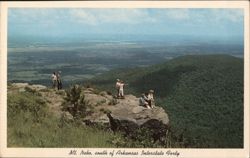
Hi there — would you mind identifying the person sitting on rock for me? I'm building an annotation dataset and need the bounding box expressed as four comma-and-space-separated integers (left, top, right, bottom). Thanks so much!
115, 79, 121, 98
139, 93, 151, 109
147, 89, 155, 108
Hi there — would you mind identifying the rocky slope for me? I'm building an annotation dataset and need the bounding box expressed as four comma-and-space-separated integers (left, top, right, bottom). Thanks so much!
9, 83, 65, 118
82, 88, 169, 140
8, 83, 170, 141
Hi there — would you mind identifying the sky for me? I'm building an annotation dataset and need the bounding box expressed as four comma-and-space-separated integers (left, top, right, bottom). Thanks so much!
8, 8, 244, 39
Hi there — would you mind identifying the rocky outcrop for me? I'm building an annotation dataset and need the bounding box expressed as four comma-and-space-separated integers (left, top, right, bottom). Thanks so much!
11, 83, 47, 92
9, 83, 170, 141
82, 88, 169, 140
9, 83, 64, 118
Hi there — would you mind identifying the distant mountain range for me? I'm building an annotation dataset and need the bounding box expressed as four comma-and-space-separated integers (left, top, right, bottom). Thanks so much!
8, 34, 243, 48
90, 54, 243, 148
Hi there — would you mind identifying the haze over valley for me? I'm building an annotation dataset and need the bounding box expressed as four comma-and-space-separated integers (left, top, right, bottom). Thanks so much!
8, 8, 244, 86
8, 34, 243, 86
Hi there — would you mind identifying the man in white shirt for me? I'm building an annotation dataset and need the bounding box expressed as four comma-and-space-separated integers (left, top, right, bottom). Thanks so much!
119, 81, 125, 99
116, 79, 121, 98
148, 90, 155, 108
51, 72, 57, 89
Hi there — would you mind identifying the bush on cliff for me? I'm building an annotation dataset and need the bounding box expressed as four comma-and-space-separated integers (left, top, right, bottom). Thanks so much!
62, 85, 90, 119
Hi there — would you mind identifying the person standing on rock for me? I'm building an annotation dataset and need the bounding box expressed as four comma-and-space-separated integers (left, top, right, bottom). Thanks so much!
118, 80, 128, 99
51, 72, 57, 89
116, 79, 121, 98
56, 71, 62, 90
147, 90, 155, 108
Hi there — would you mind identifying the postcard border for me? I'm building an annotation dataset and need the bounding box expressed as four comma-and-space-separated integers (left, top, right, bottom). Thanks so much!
0, 1, 249, 158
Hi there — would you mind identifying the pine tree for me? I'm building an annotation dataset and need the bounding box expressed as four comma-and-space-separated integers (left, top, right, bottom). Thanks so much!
62, 85, 88, 119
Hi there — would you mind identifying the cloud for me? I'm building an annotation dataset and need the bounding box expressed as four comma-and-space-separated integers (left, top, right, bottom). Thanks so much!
9, 9, 61, 25
9, 8, 243, 26
162, 8, 243, 24
196, 9, 243, 24
8, 8, 243, 37
164, 9, 190, 20
212, 9, 243, 23
68, 9, 156, 25
105, 9, 156, 23
69, 9, 98, 25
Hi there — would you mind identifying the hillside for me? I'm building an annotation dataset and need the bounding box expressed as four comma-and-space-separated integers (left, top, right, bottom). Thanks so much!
7, 83, 170, 148
89, 54, 243, 148
7, 84, 121, 147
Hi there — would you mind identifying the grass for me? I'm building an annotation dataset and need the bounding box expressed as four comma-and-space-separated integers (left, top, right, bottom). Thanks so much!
7, 85, 167, 148
7, 91, 120, 148
8, 116, 117, 147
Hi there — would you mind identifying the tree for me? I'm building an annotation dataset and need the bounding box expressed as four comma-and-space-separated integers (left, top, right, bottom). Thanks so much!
62, 85, 88, 119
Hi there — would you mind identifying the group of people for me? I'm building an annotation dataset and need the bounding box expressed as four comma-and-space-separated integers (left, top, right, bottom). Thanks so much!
115, 79, 128, 99
51, 74, 155, 108
51, 71, 62, 90
115, 79, 155, 109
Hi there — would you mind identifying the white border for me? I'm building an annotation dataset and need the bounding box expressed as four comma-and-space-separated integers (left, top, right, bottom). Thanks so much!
0, 1, 249, 158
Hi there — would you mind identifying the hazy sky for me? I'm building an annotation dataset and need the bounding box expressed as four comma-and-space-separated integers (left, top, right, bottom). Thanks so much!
8, 8, 244, 38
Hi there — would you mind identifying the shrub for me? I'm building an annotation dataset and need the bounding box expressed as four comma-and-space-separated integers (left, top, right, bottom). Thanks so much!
110, 127, 164, 148
62, 85, 90, 119
106, 91, 112, 95
83, 82, 93, 88
24, 86, 36, 94
104, 109, 111, 114
55, 90, 65, 96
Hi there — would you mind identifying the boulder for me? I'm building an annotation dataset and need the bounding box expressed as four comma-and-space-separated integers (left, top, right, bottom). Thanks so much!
107, 96, 169, 140
82, 89, 169, 140
29, 84, 47, 90
12, 83, 29, 87
12, 83, 47, 91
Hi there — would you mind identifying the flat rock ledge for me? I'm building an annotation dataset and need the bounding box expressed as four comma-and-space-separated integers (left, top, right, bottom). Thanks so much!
82, 89, 169, 140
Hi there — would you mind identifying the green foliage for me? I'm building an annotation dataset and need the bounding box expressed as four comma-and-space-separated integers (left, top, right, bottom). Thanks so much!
62, 85, 89, 119
83, 82, 94, 88
92, 89, 101, 95
8, 91, 48, 123
110, 127, 164, 148
7, 55, 243, 148
55, 90, 65, 96
24, 86, 37, 94
96, 99, 106, 106
99, 108, 111, 114
161, 55, 243, 148
104, 109, 111, 114
91, 55, 243, 148
7, 90, 121, 147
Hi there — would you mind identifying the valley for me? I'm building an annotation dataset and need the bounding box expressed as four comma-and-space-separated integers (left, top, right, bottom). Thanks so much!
7, 35, 244, 148
8, 36, 243, 87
